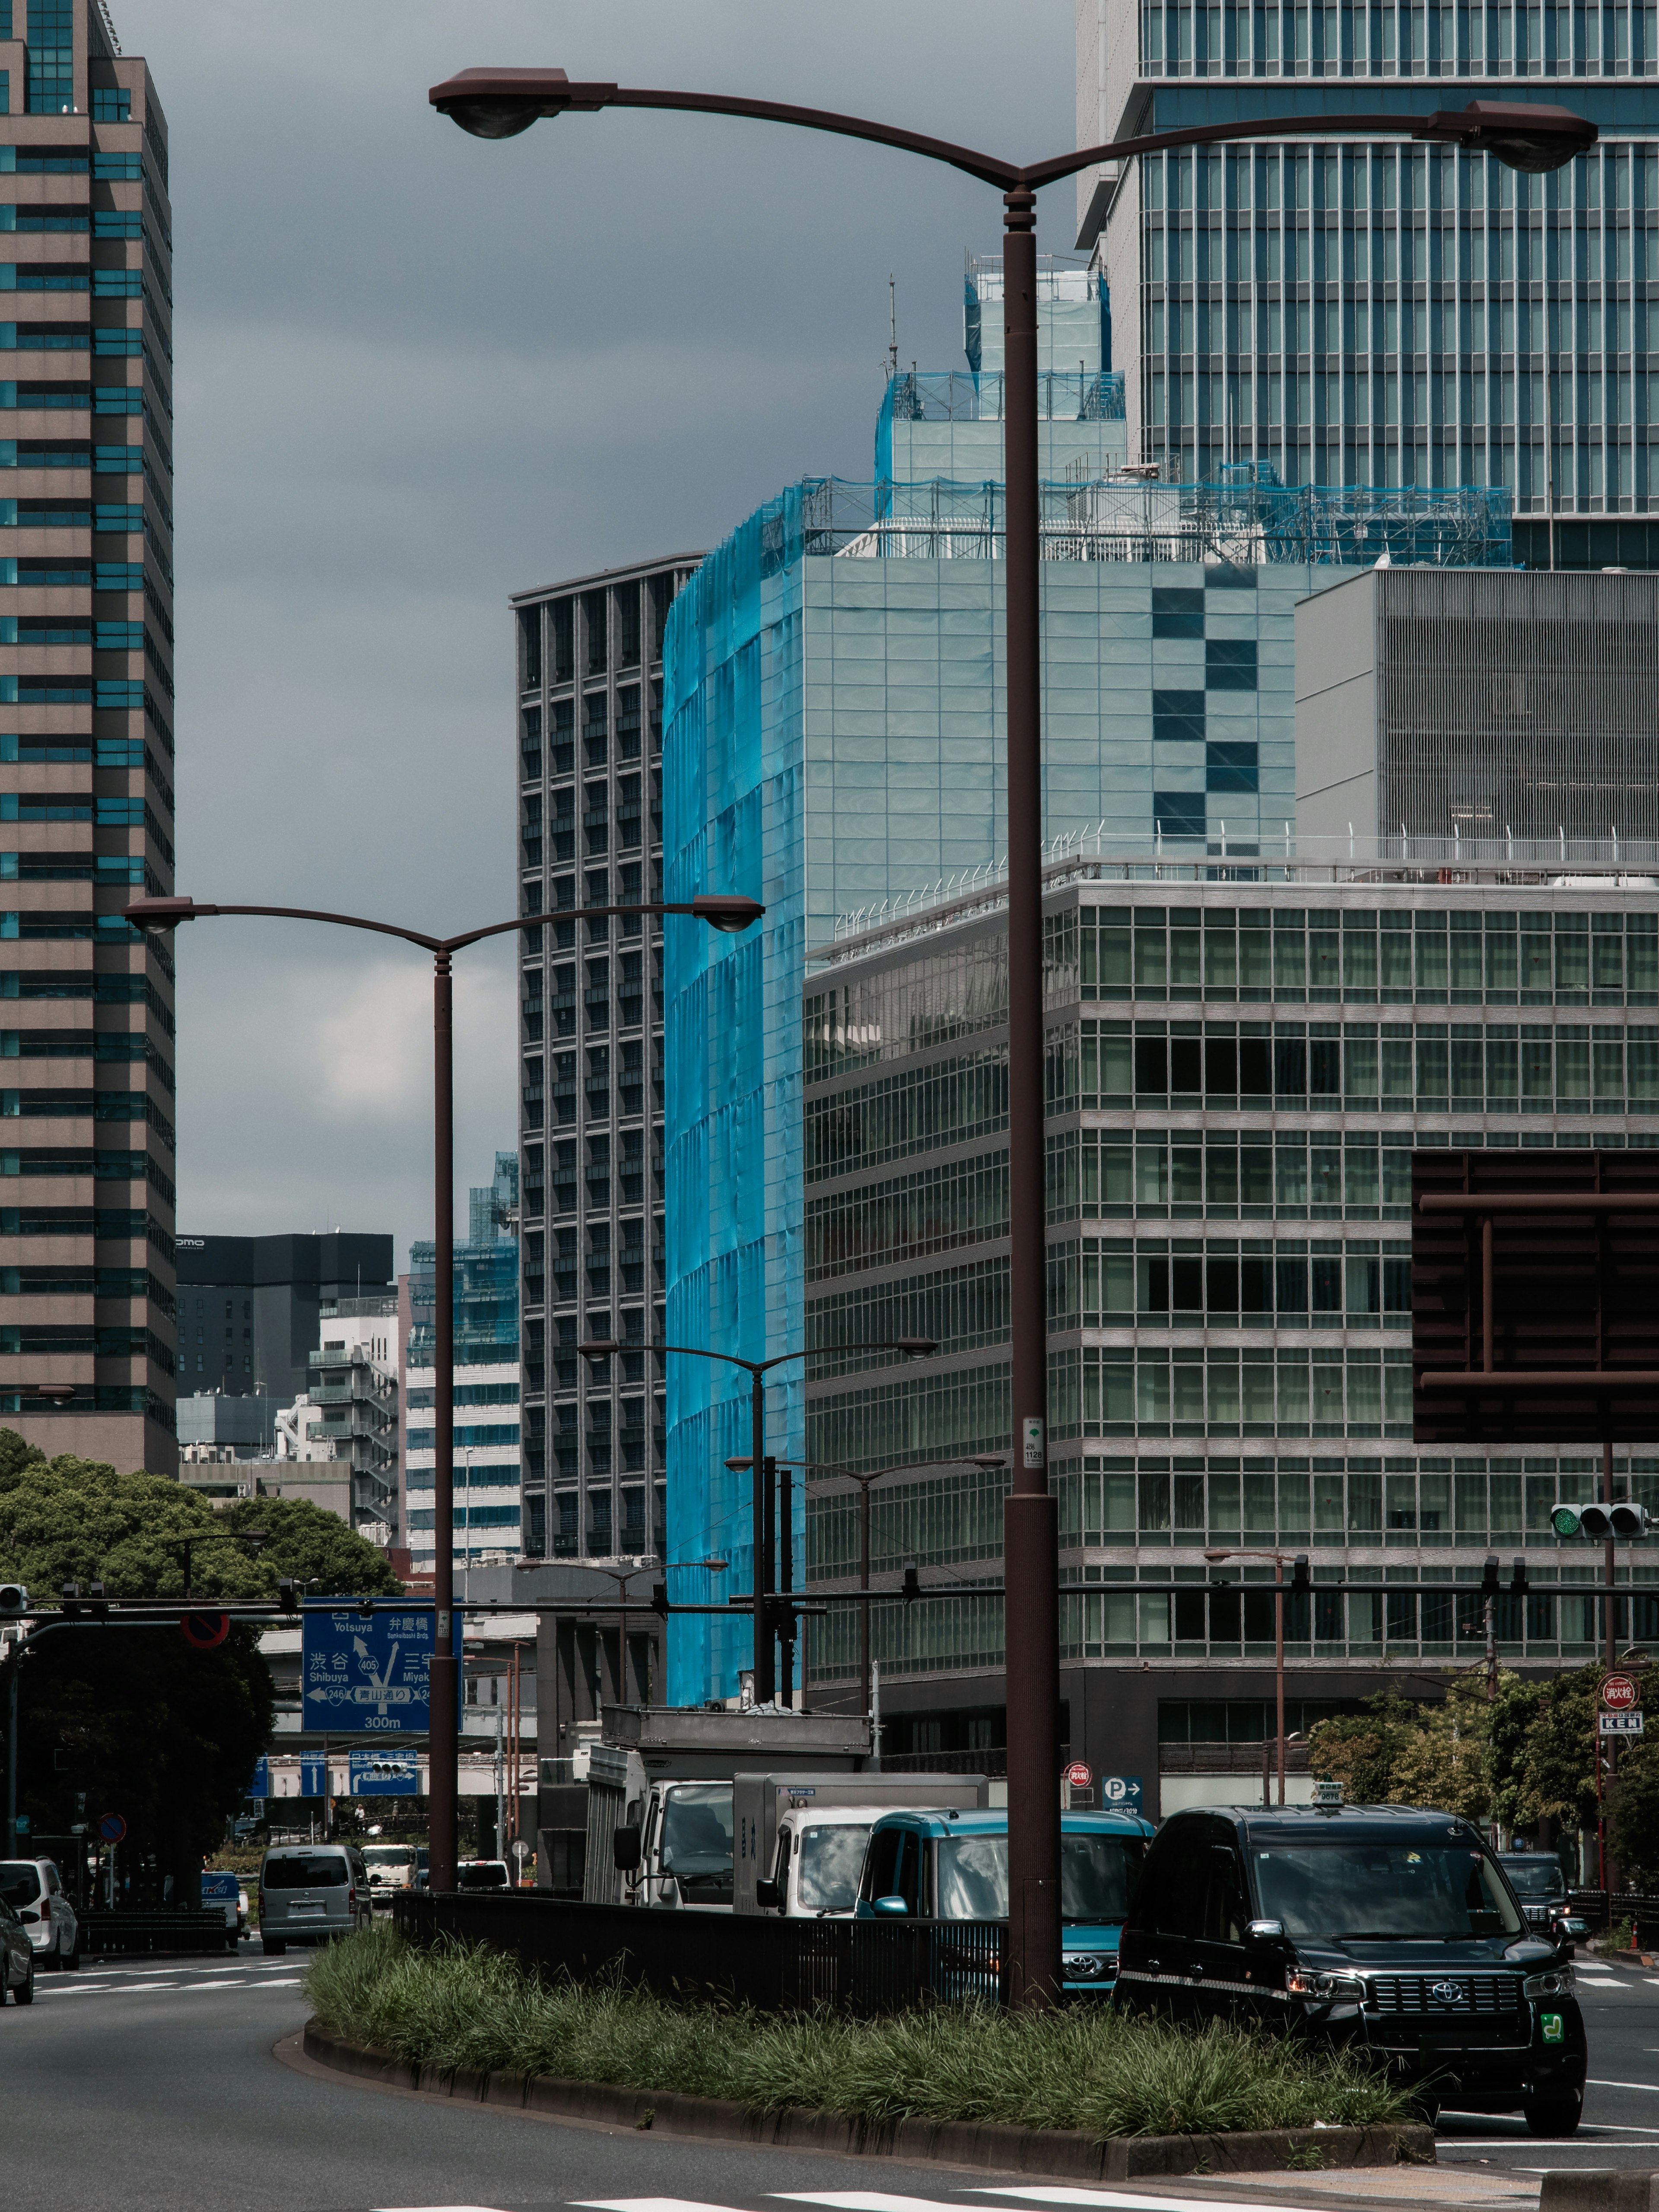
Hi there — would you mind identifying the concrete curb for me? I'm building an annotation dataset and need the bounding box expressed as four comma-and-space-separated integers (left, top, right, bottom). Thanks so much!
300, 2019, 1436, 2179
1541, 2173, 1659, 2212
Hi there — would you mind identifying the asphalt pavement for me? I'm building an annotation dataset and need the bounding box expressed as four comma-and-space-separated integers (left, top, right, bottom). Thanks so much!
7, 1939, 1659, 2212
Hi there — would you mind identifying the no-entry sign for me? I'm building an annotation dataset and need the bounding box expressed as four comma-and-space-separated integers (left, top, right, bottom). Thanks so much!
1603, 1673, 1640, 1710
1064, 1761, 1093, 1789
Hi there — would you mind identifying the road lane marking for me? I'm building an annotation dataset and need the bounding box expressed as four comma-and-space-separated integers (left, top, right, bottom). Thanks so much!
966, 2192, 1338, 2212
1588, 2078, 1659, 2092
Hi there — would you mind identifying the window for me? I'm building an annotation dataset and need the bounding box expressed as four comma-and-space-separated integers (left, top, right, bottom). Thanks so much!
90, 91, 131, 123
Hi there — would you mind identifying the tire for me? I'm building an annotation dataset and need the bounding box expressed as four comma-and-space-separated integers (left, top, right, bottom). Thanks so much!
261, 1936, 286, 1957
1524, 2089, 1583, 2138
62, 1932, 79, 1973
14, 1956, 34, 2005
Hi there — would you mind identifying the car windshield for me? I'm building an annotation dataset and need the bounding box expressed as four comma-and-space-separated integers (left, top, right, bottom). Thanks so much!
361, 1846, 415, 1867
1251, 1840, 1525, 1940
795, 1823, 870, 1914
659, 1784, 734, 1903
0, 1862, 41, 1907
1503, 1859, 1567, 1899
262, 1855, 349, 1890
935, 1832, 1147, 1923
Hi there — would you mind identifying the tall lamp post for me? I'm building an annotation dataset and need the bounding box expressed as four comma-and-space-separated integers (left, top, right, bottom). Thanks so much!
431, 65, 1593, 2005
124, 887, 762, 1894
752, 1453, 1007, 1732
579, 1334, 936, 1706
1205, 1546, 1309, 1806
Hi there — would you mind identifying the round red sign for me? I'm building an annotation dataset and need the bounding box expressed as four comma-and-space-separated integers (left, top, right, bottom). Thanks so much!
1603, 1673, 1639, 1710
1064, 1761, 1093, 1789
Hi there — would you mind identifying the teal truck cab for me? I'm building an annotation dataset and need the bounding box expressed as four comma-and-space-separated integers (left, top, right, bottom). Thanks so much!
854, 1807, 1157, 1992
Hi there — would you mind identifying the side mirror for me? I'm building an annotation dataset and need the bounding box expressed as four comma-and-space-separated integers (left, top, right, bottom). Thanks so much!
1245, 1918, 1285, 1943
754, 1878, 782, 1911
874, 1894, 909, 1917
611, 1824, 642, 1873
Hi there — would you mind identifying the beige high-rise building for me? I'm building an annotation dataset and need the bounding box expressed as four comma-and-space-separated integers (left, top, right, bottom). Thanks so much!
0, 1, 176, 1474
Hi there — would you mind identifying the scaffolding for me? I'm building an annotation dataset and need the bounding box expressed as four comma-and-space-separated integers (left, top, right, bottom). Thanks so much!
808, 472, 1512, 569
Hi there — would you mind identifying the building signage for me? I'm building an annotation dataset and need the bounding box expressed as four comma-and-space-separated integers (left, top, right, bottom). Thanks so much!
301, 1604, 432, 1734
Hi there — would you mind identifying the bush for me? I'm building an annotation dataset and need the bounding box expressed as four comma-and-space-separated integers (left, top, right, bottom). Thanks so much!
305, 1926, 1417, 2142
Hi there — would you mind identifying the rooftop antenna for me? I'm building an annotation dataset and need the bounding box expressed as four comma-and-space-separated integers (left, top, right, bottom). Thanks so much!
887, 274, 898, 384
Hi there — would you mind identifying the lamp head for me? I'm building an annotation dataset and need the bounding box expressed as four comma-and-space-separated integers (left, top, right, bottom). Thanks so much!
428, 67, 618, 140
124, 895, 199, 934
22, 1382, 77, 1405
691, 893, 765, 934
893, 1337, 938, 1357
1424, 100, 1595, 173
704, 1556, 728, 1573
578, 1338, 621, 1361
242, 1529, 267, 1554
969, 1454, 1006, 1469
725, 1456, 753, 1472
1203, 1548, 1232, 1563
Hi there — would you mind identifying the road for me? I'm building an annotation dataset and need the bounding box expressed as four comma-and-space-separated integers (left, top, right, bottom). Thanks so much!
6, 1940, 1659, 2212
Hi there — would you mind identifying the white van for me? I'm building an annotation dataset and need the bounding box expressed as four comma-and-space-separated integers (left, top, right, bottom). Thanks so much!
257, 1843, 371, 1955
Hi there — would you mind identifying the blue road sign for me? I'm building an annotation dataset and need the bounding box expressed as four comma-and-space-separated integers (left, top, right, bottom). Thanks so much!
249, 1756, 270, 1799
302, 1603, 432, 1734
1098, 1774, 1144, 1815
349, 1747, 420, 1796
299, 1757, 328, 1797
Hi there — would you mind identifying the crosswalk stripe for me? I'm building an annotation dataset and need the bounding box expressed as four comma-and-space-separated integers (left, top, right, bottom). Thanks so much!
969, 2190, 1332, 2212
577, 2199, 757, 2212
779, 2196, 992, 2212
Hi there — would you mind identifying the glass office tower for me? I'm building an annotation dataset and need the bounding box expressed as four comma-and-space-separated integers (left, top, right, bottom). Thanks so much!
1077, 0, 1659, 564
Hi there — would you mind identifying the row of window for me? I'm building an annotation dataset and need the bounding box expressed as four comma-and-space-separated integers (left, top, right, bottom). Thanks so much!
1061, 1017, 1659, 1109
0, 1089, 173, 1148
520, 774, 654, 864
1141, 143, 1656, 217
0, 209, 144, 237
520, 685, 662, 779
518, 579, 682, 693
523, 1132, 661, 1217
1146, 295, 1649, 363
1139, 9, 1659, 79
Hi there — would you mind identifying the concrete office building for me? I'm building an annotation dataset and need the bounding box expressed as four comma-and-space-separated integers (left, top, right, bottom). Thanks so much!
173, 1231, 393, 1405
512, 557, 697, 1567
800, 869, 1659, 1808
1076, 0, 1659, 566
1295, 564, 1659, 855
661, 266, 1512, 1703
0, 3, 176, 1473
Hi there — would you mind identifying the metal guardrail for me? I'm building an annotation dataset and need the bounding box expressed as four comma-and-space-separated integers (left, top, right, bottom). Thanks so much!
394, 1890, 1007, 2015
80, 1908, 234, 1956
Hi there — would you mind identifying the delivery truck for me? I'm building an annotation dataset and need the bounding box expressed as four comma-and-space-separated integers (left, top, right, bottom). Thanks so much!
733, 1772, 991, 1917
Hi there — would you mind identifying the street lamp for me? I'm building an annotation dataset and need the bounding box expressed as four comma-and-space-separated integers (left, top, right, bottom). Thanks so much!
579, 1334, 935, 1705
168, 1526, 267, 1604
124, 886, 761, 1894
1205, 1547, 1309, 1806
432, 63, 1593, 2005
744, 1452, 1005, 1736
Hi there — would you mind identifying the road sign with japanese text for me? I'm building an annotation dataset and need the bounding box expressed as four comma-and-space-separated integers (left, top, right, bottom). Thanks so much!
301, 1604, 432, 1734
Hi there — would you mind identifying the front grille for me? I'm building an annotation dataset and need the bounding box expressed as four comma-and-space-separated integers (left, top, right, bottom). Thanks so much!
1367, 1974, 1522, 2015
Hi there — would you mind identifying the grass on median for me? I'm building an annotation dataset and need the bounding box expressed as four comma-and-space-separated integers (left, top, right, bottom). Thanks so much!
304, 1923, 1419, 2142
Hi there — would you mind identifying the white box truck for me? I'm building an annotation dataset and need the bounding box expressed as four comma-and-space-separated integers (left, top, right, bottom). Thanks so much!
582, 1705, 871, 1910
732, 1772, 991, 1917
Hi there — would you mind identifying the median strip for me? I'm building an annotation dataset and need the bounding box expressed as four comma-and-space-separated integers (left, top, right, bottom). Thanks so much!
301, 1926, 1433, 2180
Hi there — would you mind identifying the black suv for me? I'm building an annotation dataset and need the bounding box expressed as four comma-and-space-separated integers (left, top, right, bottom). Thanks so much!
1114, 1803, 1585, 2136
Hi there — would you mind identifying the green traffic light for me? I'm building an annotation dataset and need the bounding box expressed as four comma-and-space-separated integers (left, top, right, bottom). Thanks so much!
1552, 1504, 1583, 1538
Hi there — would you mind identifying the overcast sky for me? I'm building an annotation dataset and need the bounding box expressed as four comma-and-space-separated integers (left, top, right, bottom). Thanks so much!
121, 0, 1074, 1269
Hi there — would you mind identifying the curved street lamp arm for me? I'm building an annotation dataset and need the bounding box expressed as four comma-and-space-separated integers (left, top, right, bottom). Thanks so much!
603, 88, 1018, 189
157, 902, 444, 953
1023, 110, 1491, 191
654, 1341, 762, 1377
444, 900, 728, 954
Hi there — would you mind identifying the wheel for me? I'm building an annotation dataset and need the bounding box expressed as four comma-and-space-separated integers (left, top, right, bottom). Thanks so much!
261, 1936, 286, 1957
1524, 2090, 1583, 2137
61, 1932, 79, 1973
225, 1934, 238, 1954
14, 1955, 34, 2005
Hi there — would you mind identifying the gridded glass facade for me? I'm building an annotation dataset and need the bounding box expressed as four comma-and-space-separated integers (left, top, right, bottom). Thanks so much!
801, 875, 1659, 1691
513, 558, 693, 1565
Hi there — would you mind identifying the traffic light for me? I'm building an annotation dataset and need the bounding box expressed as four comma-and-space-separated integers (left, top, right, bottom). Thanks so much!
901, 1558, 921, 1605
0, 1583, 28, 1614
60, 1581, 82, 1617
1290, 1554, 1310, 1595
277, 1579, 299, 1615
1510, 1556, 1529, 1596
651, 1581, 670, 1619
1481, 1554, 1501, 1597
1552, 1501, 1653, 1539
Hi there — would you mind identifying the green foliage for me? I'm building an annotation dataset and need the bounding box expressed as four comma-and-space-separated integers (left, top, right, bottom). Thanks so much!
305, 1927, 1415, 2141
223, 1494, 402, 1602
1305, 1691, 1428, 1805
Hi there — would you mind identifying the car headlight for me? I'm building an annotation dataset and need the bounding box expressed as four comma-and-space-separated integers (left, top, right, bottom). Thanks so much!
1524, 1966, 1574, 1999
1287, 1969, 1365, 2001
1062, 1952, 1112, 1979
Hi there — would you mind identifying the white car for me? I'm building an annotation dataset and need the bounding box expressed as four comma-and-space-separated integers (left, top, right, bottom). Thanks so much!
0, 1858, 78, 1968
